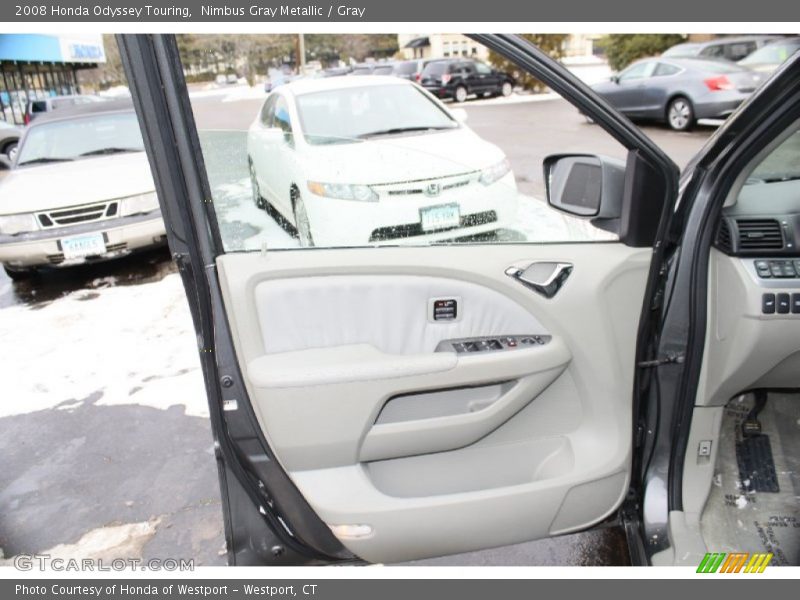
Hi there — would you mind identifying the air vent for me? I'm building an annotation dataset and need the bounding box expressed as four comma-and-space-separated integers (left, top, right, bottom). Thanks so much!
736, 219, 784, 251
715, 219, 733, 254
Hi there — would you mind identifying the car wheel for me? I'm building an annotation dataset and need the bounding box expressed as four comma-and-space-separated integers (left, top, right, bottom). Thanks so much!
454, 86, 468, 103
3, 141, 17, 161
3, 264, 33, 281
248, 159, 267, 210
666, 96, 695, 132
501, 82, 513, 97
291, 187, 315, 247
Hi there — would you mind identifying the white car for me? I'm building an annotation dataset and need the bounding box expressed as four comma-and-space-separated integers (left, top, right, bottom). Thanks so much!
0, 100, 165, 279
246, 76, 517, 247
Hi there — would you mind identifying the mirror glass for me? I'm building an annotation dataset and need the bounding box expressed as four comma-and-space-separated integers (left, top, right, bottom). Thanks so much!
546, 156, 602, 217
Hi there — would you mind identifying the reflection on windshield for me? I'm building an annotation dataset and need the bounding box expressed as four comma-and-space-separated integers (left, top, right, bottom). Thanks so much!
16, 112, 144, 166
748, 130, 800, 183
296, 85, 457, 145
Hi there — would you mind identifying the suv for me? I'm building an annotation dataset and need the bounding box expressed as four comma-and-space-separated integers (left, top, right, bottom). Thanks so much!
24, 94, 104, 124
391, 59, 433, 82
663, 35, 782, 62
420, 58, 515, 102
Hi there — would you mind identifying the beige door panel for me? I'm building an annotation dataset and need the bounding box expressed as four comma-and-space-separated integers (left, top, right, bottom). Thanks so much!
216, 243, 650, 562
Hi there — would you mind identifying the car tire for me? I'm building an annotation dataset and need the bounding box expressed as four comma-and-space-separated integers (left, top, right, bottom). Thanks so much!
2, 141, 17, 161
666, 96, 695, 132
500, 82, 513, 97
3, 264, 33, 281
454, 86, 468, 103
291, 187, 315, 247
248, 159, 267, 210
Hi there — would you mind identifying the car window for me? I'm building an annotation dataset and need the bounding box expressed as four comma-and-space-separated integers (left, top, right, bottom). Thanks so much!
394, 62, 417, 75
653, 63, 681, 77
475, 62, 492, 75
184, 33, 626, 252
725, 42, 756, 61
16, 112, 144, 166
30, 100, 47, 113
741, 41, 800, 65
260, 96, 276, 126
699, 44, 725, 59
618, 61, 655, 81
747, 129, 800, 183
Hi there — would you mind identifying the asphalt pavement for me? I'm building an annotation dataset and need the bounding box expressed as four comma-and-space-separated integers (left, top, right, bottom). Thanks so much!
0, 88, 714, 567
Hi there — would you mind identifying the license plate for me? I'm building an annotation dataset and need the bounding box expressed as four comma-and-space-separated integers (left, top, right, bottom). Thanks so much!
60, 233, 106, 259
420, 203, 460, 232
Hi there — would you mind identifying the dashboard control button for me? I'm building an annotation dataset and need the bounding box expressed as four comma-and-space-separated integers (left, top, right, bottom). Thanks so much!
762, 293, 776, 314
769, 264, 783, 278
755, 260, 771, 278
777, 293, 791, 314
792, 294, 800, 314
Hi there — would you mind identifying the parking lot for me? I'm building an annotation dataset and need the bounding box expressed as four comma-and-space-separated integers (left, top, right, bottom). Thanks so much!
0, 88, 715, 566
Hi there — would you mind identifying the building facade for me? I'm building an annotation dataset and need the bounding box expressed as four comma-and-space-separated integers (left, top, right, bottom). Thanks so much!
0, 34, 105, 124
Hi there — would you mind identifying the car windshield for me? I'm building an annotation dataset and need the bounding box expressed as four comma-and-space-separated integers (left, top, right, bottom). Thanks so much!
748, 130, 800, 182
295, 84, 457, 145
690, 59, 746, 73
17, 111, 144, 166
16, 112, 144, 166
740, 41, 800, 64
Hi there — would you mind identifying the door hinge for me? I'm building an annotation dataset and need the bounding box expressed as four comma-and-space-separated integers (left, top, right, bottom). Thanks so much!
637, 352, 685, 368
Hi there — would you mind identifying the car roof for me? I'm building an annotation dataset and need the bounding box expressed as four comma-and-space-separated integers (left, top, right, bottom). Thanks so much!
28, 99, 134, 125
279, 75, 410, 97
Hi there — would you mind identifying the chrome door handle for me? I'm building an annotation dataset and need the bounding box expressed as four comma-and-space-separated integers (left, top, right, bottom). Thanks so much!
505, 262, 573, 298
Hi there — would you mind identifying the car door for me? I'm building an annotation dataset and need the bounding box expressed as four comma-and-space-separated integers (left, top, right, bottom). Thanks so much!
472, 61, 495, 93
609, 61, 657, 115
118, 33, 679, 566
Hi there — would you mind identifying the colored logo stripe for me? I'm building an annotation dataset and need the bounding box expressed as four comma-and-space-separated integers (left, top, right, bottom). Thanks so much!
697, 552, 773, 573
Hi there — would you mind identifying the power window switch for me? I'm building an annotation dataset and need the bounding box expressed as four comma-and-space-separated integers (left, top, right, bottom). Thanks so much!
777, 293, 791, 314
792, 293, 800, 314
762, 293, 776, 314
755, 260, 771, 278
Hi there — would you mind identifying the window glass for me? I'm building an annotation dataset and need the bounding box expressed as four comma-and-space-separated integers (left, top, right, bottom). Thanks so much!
747, 129, 800, 183
700, 44, 724, 58
653, 63, 681, 77
16, 112, 144, 166
475, 62, 492, 75
618, 61, 654, 81
184, 34, 626, 252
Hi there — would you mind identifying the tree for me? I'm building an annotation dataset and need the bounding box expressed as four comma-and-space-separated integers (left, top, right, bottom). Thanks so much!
488, 34, 569, 92
600, 34, 686, 72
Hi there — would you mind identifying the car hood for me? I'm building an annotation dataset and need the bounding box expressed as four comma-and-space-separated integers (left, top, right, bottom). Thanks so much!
302, 127, 505, 184
0, 152, 155, 214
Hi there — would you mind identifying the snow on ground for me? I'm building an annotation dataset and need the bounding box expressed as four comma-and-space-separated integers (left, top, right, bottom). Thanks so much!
0, 272, 206, 419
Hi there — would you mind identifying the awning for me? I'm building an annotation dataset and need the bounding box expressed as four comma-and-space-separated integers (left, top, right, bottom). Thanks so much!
404, 37, 430, 49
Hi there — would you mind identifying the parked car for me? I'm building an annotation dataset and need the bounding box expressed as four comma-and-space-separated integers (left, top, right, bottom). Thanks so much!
663, 35, 782, 62
0, 100, 166, 279
391, 59, 433, 82
591, 57, 763, 131
0, 120, 21, 160
322, 66, 352, 77
420, 58, 515, 102
738, 36, 800, 74
24, 94, 105, 124
247, 76, 516, 247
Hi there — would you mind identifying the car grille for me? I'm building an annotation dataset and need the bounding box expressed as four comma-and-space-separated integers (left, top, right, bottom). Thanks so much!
375, 171, 478, 198
37, 201, 120, 228
369, 210, 497, 242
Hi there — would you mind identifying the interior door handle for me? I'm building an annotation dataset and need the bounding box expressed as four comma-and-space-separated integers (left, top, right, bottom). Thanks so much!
505, 262, 573, 298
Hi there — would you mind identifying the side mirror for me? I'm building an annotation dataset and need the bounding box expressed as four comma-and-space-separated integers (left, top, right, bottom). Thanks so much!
544, 154, 626, 222
450, 108, 468, 123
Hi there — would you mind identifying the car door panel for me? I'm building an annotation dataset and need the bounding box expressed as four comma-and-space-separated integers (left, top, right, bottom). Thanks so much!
216, 242, 651, 563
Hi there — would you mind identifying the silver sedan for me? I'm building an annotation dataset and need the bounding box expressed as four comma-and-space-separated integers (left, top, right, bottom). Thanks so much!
592, 57, 763, 131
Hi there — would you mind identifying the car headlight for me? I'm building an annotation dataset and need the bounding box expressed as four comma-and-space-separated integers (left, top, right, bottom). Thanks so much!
0, 213, 38, 235
121, 192, 160, 216
479, 158, 512, 186
307, 181, 378, 202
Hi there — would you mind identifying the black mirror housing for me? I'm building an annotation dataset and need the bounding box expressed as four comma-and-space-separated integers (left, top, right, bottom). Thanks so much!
544, 153, 626, 226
